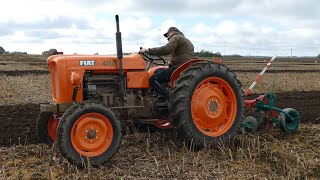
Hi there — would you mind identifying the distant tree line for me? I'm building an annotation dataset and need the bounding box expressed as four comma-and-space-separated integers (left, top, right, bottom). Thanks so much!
195, 50, 222, 57
0, 46, 5, 54
0, 46, 27, 54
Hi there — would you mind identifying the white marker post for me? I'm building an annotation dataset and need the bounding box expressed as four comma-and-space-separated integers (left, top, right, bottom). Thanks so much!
245, 56, 277, 96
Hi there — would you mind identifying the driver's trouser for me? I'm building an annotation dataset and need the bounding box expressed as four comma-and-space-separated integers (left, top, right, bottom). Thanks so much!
149, 66, 176, 96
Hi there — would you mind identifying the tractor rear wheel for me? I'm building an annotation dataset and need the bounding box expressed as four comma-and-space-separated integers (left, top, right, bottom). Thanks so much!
170, 62, 243, 148
36, 112, 59, 144
57, 103, 121, 166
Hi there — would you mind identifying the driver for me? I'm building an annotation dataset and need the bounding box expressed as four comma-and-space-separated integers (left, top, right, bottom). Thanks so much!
140, 27, 195, 96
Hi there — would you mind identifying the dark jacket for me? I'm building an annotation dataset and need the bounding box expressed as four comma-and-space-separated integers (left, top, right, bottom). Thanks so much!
149, 31, 195, 67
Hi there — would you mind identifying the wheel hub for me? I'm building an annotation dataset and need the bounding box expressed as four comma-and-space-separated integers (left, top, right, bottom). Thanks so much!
208, 100, 218, 112
87, 129, 97, 139
192, 84, 228, 129
71, 115, 112, 156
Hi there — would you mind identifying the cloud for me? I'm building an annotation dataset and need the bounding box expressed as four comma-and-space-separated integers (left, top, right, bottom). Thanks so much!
0, 0, 319, 56
0, 28, 12, 37
1, 16, 90, 33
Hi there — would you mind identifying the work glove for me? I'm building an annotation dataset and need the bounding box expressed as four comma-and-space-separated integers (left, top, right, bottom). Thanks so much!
140, 48, 149, 53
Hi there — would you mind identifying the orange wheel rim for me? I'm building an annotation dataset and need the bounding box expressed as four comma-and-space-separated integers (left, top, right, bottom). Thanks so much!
47, 115, 59, 141
71, 113, 113, 157
191, 77, 237, 137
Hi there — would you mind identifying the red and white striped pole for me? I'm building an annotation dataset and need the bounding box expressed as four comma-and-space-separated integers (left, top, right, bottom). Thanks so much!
245, 56, 277, 96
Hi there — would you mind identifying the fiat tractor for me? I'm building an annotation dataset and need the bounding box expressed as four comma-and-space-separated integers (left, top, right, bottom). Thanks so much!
36, 15, 244, 166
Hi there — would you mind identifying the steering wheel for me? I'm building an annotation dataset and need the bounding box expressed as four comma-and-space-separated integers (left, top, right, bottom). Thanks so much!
139, 48, 166, 66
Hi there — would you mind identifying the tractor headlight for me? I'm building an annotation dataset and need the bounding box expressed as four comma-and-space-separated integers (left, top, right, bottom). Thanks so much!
70, 72, 81, 86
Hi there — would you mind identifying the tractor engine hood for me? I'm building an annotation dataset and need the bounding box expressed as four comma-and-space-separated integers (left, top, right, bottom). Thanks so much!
47, 53, 146, 104
47, 53, 146, 70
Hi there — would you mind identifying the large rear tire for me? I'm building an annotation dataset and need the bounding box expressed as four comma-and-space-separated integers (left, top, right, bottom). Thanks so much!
57, 103, 121, 166
170, 62, 244, 147
36, 112, 59, 144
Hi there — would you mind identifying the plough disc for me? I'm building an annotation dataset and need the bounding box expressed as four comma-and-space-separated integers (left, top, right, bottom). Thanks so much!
278, 108, 300, 133
240, 116, 258, 134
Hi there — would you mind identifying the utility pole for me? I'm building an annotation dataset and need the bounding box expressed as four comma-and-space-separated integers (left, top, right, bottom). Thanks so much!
223, 41, 226, 56
291, 48, 293, 58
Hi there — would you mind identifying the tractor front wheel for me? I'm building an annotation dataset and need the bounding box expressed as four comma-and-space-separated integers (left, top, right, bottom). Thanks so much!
170, 62, 243, 147
36, 112, 59, 144
57, 103, 121, 166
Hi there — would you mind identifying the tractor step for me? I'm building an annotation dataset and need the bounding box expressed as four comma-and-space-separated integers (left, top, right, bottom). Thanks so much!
153, 96, 169, 109
154, 102, 168, 108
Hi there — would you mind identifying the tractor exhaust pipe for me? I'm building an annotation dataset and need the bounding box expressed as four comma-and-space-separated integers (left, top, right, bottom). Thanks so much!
115, 15, 125, 99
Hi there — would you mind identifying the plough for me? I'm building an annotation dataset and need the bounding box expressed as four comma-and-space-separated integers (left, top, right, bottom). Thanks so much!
240, 56, 301, 134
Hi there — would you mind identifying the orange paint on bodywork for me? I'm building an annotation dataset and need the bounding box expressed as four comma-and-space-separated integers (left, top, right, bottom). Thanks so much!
191, 77, 237, 137
127, 71, 149, 88
147, 66, 168, 77
169, 59, 221, 86
71, 112, 113, 157
47, 53, 146, 104
169, 59, 202, 86
48, 53, 220, 106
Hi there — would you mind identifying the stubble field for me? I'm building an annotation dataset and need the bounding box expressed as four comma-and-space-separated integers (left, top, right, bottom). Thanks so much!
0, 54, 319, 179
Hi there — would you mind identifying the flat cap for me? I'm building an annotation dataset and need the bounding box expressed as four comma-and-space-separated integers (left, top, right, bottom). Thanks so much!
163, 27, 180, 37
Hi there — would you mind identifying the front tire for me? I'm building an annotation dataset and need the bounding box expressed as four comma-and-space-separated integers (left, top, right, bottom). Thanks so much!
57, 103, 121, 166
170, 62, 244, 147
36, 112, 59, 144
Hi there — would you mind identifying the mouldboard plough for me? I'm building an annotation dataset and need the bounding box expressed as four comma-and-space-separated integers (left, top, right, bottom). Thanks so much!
240, 56, 301, 134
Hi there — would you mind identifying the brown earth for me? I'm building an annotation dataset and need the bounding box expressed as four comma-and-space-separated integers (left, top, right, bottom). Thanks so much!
247, 91, 320, 124
0, 70, 48, 76
0, 91, 319, 147
0, 55, 319, 178
3, 69, 320, 76
234, 69, 320, 73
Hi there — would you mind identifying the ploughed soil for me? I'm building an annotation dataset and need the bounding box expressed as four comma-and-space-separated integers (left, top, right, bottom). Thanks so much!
2, 69, 320, 76
0, 70, 48, 76
0, 55, 319, 178
0, 91, 319, 147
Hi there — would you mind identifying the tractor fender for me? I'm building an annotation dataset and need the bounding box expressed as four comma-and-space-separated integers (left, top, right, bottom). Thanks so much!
148, 59, 222, 86
148, 66, 168, 77
170, 59, 220, 85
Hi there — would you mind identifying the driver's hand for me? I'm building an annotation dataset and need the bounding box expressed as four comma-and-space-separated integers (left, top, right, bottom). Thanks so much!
140, 48, 149, 53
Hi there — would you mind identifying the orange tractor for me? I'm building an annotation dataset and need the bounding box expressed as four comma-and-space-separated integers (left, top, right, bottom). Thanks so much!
36, 15, 243, 166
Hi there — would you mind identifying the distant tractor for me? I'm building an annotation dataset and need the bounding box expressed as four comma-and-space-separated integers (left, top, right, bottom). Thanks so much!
36, 15, 244, 166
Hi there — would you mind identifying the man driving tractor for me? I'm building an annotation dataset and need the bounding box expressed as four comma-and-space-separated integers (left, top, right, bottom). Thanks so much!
140, 27, 195, 96
37, 15, 245, 166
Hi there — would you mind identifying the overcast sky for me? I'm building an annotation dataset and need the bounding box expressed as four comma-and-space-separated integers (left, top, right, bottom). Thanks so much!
0, 0, 319, 56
